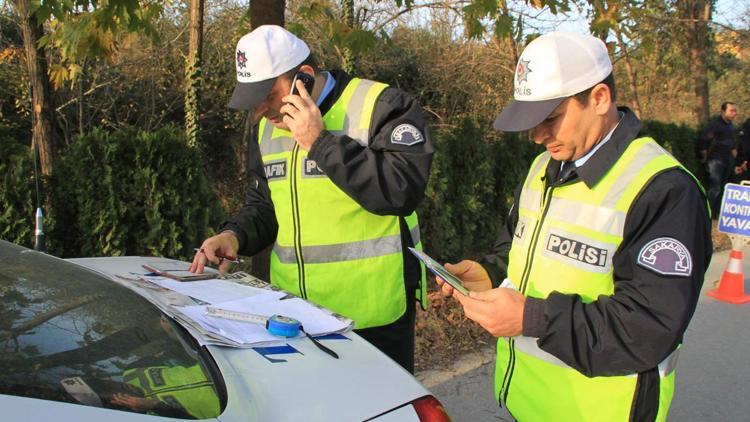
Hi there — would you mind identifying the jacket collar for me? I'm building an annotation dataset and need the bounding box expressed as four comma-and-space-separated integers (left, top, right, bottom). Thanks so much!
318, 69, 352, 115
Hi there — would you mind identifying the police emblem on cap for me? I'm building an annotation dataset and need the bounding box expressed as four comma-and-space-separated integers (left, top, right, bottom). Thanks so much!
391, 124, 424, 146
236, 50, 248, 70
516, 59, 531, 84
637, 237, 692, 277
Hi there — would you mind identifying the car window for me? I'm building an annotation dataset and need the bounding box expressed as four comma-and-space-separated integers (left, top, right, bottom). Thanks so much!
0, 241, 224, 419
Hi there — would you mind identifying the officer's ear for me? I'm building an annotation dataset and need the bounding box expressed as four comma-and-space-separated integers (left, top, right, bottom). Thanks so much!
590, 83, 613, 116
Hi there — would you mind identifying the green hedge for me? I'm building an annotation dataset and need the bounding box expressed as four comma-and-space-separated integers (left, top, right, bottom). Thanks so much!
418, 118, 541, 262
640, 120, 704, 186
1, 118, 703, 263
48, 125, 224, 259
0, 133, 35, 248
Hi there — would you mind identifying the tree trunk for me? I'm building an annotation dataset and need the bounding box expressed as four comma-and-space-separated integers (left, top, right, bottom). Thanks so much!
614, 28, 642, 118
247, 0, 286, 281
679, 0, 712, 124
250, 0, 285, 29
13, 0, 56, 176
185, 0, 204, 148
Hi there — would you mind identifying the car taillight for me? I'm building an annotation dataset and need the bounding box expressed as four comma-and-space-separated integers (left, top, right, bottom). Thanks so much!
411, 395, 451, 422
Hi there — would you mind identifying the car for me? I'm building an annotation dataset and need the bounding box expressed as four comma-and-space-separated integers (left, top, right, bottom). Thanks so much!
0, 240, 450, 421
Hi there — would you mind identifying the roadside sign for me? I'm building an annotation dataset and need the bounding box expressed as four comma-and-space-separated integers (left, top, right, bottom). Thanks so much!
718, 182, 750, 236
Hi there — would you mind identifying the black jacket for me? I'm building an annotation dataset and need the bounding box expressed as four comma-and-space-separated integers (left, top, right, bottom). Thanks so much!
698, 115, 736, 162
220, 70, 434, 289
479, 108, 712, 377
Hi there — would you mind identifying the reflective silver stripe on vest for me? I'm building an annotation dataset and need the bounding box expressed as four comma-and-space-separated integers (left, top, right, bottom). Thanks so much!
525, 153, 549, 190
601, 140, 673, 206
274, 233, 403, 264
259, 124, 296, 156
328, 79, 380, 146
513, 335, 679, 378
260, 135, 296, 155
658, 348, 680, 377
410, 224, 421, 246
546, 196, 627, 236
512, 336, 570, 369
518, 187, 543, 214
517, 154, 549, 213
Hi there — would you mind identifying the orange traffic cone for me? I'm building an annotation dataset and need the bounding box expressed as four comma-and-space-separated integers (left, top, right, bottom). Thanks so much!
707, 247, 750, 304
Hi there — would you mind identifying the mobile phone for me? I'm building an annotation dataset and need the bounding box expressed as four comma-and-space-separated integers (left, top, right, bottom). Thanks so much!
290, 72, 315, 97
142, 262, 218, 282
408, 247, 470, 295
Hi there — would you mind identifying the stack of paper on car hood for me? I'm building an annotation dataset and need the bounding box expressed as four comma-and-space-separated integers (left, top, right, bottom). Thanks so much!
112, 270, 353, 347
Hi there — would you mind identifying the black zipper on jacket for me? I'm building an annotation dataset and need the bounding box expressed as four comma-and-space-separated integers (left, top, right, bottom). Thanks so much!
499, 180, 555, 407
290, 143, 307, 298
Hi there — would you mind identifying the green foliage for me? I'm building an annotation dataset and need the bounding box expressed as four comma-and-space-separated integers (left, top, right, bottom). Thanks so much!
639, 119, 702, 180
48, 125, 224, 259
293, 1, 375, 70
0, 129, 35, 248
462, 0, 571, 39
32, 0, 164, 87
419, 118, 541, 262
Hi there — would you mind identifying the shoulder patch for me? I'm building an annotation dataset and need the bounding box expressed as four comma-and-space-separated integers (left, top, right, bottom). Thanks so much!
637, 237, 692, 277
390, 124, 424, 146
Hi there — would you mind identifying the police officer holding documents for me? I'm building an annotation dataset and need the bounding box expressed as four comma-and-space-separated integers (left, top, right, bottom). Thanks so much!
191, 25, 433, 372
438, 32, 711, 420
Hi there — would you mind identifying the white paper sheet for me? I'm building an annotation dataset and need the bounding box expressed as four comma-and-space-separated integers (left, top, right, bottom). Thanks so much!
144, 276, 286, 304
179, 295, 351, 345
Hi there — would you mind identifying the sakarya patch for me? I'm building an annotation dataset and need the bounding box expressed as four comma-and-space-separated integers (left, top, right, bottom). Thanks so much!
390, 124, 424, 146
637, 237, 692, 277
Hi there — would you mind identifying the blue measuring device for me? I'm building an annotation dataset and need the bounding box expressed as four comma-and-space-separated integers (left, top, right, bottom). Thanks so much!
205, 307, 301, 337
266, 314, 302, 337
204, 307, 338, 358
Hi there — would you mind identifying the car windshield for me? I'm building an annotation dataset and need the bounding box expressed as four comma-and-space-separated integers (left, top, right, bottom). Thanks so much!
0, 241, 224, 419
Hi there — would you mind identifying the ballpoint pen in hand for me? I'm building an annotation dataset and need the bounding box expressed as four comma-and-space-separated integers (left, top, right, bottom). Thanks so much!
194, 248, 243, 264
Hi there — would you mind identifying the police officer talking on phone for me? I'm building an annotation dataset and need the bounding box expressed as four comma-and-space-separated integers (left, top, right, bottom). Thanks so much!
190, 25, 433, 372
437, 32, 711, 420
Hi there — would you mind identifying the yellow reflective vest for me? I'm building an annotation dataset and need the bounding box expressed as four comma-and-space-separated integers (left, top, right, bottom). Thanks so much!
258, 77, 426, 329
496, 137, 694, 421
123, 365, 220, 419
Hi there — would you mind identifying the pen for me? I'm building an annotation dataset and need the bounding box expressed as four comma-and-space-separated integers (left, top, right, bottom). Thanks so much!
194, 248, 243, 264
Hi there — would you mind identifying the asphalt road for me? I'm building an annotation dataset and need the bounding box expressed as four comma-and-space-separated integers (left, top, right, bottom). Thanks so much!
418, 247, 750, 421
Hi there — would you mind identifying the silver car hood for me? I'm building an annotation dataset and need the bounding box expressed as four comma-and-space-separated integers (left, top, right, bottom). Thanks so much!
69, 256, 429, 422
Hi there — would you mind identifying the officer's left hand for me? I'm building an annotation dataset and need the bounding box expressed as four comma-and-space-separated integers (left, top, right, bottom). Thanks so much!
281, 80, 324, 151
453, 287, 526, 338
436, 260, 492, 297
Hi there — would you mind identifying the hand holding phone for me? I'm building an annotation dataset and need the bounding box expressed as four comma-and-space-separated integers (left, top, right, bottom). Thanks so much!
290, 72, 315, 97
281, 71, 323, 151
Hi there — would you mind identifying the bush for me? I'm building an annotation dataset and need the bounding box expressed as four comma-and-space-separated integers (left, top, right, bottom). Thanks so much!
640, 120, 704, 185
49, 125, 224, 259
0, 130, 35, 248
418, 118, 541, 262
